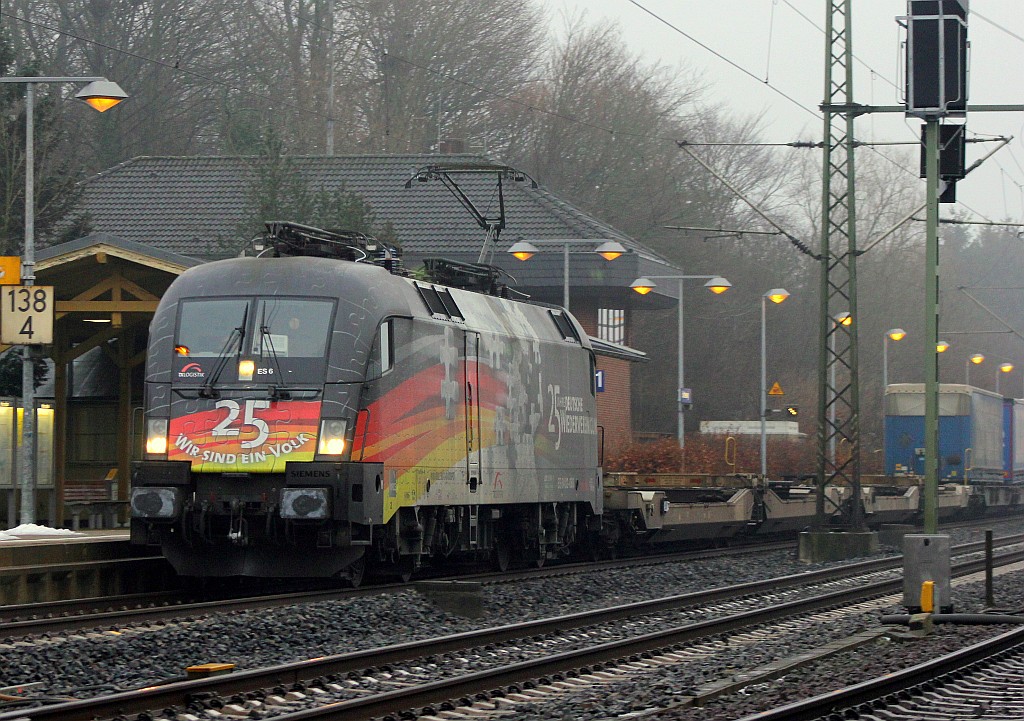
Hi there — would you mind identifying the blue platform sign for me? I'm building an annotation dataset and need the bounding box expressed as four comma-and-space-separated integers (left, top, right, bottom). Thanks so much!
595, 369, 605, 393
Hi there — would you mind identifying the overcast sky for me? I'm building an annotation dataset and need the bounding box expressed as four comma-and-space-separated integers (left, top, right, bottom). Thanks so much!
539, 0, 1024, 224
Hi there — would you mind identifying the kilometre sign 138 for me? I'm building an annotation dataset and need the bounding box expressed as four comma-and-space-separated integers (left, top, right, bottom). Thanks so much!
1, 285, 54, 345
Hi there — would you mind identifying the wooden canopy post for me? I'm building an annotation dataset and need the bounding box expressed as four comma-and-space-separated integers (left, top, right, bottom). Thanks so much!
115, 325, 134, 510
52, 328, 69, 527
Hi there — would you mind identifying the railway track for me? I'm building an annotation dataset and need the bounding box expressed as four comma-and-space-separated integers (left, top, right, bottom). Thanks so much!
2, 540, 1023, 721
3, 514, 1020, 636
739, 625, 1024, 720
0, 541, 795, 637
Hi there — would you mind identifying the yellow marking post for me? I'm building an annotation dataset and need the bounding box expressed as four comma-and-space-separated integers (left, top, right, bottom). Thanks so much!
920, 580, 935, 613
186, 663, 236, 679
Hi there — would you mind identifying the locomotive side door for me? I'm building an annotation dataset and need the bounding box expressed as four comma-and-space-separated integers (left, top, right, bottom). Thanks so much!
464, 331, 482, 493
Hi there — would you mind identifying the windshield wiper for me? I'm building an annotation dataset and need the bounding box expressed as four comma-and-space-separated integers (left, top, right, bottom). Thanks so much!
200, 305, 248, 399
259, 304, 290, 400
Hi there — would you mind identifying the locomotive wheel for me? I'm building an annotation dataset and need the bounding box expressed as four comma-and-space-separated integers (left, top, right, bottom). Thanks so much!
397, 555, 419, 583
492, 539, 511, 573
180, 575, 210, 596
347, 556, 366, 588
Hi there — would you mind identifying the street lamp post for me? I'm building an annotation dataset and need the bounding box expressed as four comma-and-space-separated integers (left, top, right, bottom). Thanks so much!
882, 328, 906, 391
966, 353, 985, 386
630, 274, 732, 450
0, 77, 127, 525
507, 239, 626, 311
996, 362, 1014, 395
761, 288, 790, 478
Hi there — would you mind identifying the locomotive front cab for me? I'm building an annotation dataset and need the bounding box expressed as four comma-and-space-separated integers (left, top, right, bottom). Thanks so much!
131, 276, 389, 577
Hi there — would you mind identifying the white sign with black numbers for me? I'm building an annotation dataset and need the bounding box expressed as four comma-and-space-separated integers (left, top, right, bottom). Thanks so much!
1, 285, 54, 345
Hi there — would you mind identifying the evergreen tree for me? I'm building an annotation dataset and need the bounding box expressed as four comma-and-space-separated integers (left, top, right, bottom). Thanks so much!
238, 128, 398, 248
0, 351, 49, 398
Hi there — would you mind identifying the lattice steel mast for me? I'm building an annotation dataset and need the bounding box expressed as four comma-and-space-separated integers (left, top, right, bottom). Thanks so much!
816, 0, 864, 529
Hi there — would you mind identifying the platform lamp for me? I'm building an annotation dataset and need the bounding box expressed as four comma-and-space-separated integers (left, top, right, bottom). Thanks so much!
630, 274, 732, 450
506, 239, 626, 311
996, 362, 1014, 395
0, 76, 128, 526
760, 288, 790, 478
936, 340, 951, 354
883, 328, 906, 392
966, 353, 985, 386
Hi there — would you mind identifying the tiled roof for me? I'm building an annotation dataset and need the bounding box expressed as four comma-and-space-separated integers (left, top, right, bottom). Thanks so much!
78, 154, 667, 261
37, 231, 203, 269
74, 154, 682, 306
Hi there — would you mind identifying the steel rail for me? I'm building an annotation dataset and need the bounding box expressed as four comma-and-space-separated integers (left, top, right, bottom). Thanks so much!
0, 541, 796, 636
735, 625, 1024, 721
170, 547, 1024, 721
4, 544, 1022, 721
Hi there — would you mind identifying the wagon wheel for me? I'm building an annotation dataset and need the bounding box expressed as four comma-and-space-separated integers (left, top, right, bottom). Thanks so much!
346, 555, 366, 588
532, 546, 546, 568
396, 555, 420, 583
492, 538, 511, 573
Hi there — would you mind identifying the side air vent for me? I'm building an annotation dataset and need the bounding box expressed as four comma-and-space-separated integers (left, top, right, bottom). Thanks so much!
415, 282, 464, 322
550, 310, 580, 343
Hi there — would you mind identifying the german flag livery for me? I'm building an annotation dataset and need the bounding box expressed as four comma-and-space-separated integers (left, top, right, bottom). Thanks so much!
132, 239, 601, 580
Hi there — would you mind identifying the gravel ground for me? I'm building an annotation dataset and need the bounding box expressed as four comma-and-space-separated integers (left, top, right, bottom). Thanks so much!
0, 519, 1021, 706
520, 574, 1024, 721
483, 525, 1024, 720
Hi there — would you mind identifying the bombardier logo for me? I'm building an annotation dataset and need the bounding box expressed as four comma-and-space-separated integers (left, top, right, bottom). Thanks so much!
178, 362, 205, 379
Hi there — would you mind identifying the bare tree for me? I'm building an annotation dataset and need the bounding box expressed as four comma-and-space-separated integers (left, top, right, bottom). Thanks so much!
6, 0, 234, 168
344, 0, 544, 154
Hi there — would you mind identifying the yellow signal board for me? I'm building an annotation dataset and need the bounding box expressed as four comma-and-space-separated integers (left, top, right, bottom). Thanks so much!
0, 257, 21, 285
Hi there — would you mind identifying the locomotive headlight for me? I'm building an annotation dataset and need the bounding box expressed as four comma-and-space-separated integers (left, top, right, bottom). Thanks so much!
317, 420, 347, 456
238, 359, 255, 381
145, 418, 169, 457
130, 486, 181, 519
280, 488, 330, 519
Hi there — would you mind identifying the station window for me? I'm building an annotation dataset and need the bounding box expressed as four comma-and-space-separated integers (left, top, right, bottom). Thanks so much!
69, 403, 118, 464
597, 308, 625, 344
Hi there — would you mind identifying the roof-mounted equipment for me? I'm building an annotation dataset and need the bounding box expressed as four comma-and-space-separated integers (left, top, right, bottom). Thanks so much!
405, 162, 537, 266
256, 221, 405, 274
421, 258, 528, 300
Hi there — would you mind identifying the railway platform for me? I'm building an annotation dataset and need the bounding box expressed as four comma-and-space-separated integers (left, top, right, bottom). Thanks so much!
0, 526, 168, 605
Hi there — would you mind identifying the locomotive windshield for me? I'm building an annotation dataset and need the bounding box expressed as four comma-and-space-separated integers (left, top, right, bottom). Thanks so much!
251, 298, 333, 358
177, 299, 249, 357
176, 298, 334, 359
174, 297, 336, 389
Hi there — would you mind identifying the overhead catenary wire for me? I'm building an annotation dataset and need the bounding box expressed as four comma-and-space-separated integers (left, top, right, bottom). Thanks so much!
624, 0, 1004, 233
4, 2, 1009, 236
676, 140, 819, 259
956, 286, 1024, 343
624, 0, 819, 119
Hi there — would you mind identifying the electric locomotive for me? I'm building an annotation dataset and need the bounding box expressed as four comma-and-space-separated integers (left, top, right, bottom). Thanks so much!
130, 222, 602, 582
